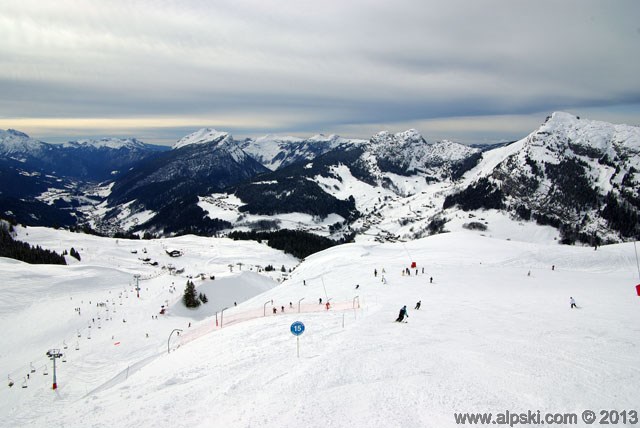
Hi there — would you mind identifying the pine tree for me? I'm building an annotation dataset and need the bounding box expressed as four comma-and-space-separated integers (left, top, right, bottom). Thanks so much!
183, 280, 200, 308
0, 225, 66, 265
69, 247, 81, 261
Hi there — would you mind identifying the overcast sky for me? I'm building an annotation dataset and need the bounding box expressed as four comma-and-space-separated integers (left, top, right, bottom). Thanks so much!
0, 0, 639, 145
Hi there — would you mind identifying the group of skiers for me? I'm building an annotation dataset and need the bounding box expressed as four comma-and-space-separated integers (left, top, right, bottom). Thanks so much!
393, 262, 433, 322
395, 297, 578, 324
271, 302, 296, 314
395, 300, 423, 322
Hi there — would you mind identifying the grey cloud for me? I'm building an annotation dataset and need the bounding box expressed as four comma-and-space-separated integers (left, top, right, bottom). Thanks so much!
0, 0, 639, 143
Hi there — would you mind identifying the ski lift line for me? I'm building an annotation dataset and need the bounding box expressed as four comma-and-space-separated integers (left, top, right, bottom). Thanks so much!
5, 287, 130, 381
6, 353, 51, 380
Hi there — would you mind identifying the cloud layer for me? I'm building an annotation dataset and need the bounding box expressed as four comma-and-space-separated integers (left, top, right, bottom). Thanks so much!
1, 0, 639, 144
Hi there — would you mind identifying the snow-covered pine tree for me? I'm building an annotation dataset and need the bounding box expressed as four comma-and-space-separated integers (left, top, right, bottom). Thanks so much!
69, 247, 81, 261
183, 280, 200, 308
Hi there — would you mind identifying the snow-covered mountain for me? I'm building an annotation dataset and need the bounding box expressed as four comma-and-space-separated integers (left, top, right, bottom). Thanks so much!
0, 129, 168, 180
0, 129, 54, 159
365, 128, 480, 178
239, 133, 366, 170
172, 128, 232, 150
3, 113, 639, 245
0, 129, 170, 228
63, 137, 150, 150
214, 128, 481, 240
103, 130, 269, 235
444, 112, 640, 244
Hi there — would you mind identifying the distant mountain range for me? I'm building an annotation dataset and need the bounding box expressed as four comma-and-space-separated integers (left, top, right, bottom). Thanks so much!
1, 112, 639, 244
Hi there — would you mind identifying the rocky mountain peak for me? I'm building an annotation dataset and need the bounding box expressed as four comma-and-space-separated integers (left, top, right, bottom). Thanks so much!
172, 128, 232, 150
64, 137, 148, 150
0, 128, 49, 155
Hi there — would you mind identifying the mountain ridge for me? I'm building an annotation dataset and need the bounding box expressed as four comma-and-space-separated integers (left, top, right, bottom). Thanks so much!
2, 112, 639, 245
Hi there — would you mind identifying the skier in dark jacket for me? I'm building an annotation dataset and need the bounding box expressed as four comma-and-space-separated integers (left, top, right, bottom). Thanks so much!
414, 300, 421, 310
395, 305, 408, 322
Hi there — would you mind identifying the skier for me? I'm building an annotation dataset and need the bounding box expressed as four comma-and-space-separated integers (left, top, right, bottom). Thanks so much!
319, 298, 323, 305
281, 305, 285, 313
414, 300, 421, 310
272, 307, 277, 314
355, 284, 360, 290
429, 276, 433, 284
552, 265, 555, 271
374, 269, 377, 277
570, 297, 577, 309
395, 305, 408, 322
289, 302, 293, 308
325, 301, 331, 311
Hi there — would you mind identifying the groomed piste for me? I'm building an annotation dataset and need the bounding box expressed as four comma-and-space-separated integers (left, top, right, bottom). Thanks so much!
1, 226, 639, 428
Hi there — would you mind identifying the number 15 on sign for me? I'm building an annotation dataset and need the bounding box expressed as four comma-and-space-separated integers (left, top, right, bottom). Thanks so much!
290, 321, 305, 357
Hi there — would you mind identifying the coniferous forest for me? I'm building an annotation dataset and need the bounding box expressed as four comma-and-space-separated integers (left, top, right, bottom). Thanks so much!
0, 221, 67, 265
229, 229, 352, 259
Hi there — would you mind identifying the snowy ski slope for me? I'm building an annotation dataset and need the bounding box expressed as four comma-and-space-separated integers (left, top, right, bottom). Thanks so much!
0, 227, 639, 427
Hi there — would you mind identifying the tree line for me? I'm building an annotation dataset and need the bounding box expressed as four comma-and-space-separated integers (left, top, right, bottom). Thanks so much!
228, 229, 349, 259
0, 220, 67, 265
